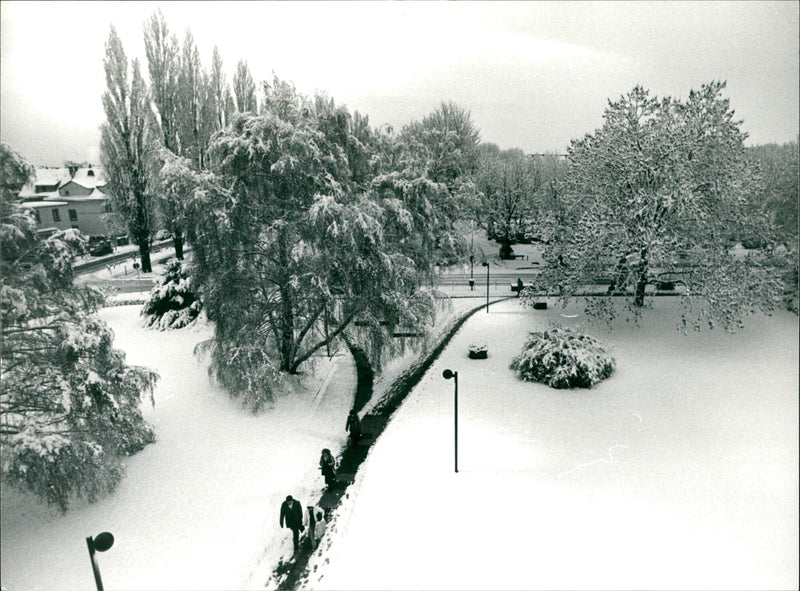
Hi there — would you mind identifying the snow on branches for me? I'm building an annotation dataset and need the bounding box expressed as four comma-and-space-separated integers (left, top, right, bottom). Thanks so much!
1, 143, 158, 512
141, 258, 202, 330
536, 82, 783, 331
510, 326, 615, 389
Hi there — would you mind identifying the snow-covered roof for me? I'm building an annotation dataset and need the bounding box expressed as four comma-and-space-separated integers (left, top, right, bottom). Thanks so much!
70, 166, 106, 189
20, 190, 61, 201
21, 200, 68, 208
18, 167, 71, 198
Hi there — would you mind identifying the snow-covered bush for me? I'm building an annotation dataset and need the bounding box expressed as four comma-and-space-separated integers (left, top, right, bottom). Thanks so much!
141, 259, 202, 330
510, 326, 615, 389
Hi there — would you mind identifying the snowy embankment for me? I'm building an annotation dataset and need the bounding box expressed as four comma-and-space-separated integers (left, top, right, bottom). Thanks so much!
304, 298, 799, 591
0, 305, 355, 591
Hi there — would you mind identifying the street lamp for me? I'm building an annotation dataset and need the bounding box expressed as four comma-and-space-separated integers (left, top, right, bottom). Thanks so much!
442, 369, 458, 473
86, 532, 114, 591
482, 261, 490, 312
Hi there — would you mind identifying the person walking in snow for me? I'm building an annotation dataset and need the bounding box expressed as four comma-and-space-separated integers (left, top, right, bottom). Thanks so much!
313, 507, 326, 548
319, 448, 337, 489
279, 495, 304, 552
346, 409, 362, 446
306, 505, 327, 549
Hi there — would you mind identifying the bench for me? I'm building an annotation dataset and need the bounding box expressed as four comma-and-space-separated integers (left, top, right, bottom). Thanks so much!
508, 254, 528, 260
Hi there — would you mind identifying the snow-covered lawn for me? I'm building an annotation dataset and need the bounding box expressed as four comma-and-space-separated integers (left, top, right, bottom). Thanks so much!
305, 298, 799, 591
0, 306, 355, 591
1, 298, 796, 591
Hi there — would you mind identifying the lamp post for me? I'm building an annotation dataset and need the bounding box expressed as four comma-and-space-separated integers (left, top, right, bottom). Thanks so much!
86, 532, 114, 591
482, 261, 490, 312
442, 369, 458, 473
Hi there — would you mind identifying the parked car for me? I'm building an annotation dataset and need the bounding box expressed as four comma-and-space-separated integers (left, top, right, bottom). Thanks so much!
154, 229, 171, 241
89, 240, 113, 257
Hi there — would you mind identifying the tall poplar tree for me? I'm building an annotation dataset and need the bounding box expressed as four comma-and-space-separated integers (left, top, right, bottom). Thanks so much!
100, 26, 158, 273
232, 59, 257, 113
143, 9, 179, 152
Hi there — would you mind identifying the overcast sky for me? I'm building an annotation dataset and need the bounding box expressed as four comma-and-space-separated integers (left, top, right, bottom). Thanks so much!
1, 1, 797, 166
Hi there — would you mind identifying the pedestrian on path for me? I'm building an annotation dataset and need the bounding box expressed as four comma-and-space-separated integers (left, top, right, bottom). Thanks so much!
319, 448, 337, 489
306, 505, 327, 549
313, 507, 326, 548
279, 495, 304, 552
346, 410, 362, 446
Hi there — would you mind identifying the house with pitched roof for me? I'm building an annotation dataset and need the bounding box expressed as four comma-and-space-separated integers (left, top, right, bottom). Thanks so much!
19, 164, 117, 237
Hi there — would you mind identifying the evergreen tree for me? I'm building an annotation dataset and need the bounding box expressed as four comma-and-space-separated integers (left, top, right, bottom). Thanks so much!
1, 142, 157, 512
100, 26, 159, 273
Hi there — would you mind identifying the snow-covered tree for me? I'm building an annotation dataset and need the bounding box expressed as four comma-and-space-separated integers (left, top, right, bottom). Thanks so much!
101, 25, 160, 273
232, 59, 257, 114
1, 143, 158, 512
141, 258, 202, 329
144, 9, 180, 153
185, 80, 435, 410
533, 82, 783, 331
477, 148, 549, 258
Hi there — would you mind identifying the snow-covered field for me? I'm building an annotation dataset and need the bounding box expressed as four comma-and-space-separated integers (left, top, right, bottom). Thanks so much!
305, 298, 799, 591
1, 298, 797, 591
0, 306, 355, 591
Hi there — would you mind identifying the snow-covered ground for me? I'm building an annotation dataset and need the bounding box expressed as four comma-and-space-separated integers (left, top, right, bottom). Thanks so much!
305, 298, 799, 591
0, 306, 356, 591
2, 298, 796, 591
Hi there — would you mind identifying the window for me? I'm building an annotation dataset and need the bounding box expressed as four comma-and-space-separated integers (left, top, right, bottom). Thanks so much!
52, 209, 61, 222
69, 209, 78, 221
87, 169, 95, 177
64, 190, 70, 196
34, 209, 41, 223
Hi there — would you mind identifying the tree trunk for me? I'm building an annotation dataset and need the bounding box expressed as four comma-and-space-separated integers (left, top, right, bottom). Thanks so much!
279, 288, 295, 373
138, 241, 152, 273
634, 247, 649, 307
173, 232, 184, 260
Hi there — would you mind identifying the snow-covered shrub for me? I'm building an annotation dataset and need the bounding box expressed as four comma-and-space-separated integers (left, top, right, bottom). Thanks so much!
510, 326, 615, 389
141, 259, 202, 330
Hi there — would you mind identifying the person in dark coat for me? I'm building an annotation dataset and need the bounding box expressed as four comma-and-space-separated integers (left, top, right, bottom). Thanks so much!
346, 410, 362, 445
279, 495, 304, 552
319, 448, 336, 489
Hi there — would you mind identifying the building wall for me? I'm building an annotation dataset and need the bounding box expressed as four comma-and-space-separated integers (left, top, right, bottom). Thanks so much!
58, 181, 94, 198
31, 199, 112, 236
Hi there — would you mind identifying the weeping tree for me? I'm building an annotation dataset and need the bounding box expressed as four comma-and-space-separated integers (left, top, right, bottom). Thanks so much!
101, 26, 159, 273
531, 82, 782, 330
1, 142, 157, 512
185, 80, 435, 410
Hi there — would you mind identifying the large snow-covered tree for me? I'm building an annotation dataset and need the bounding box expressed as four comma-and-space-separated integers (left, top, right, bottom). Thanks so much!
533, 82, 782, 330
1, 142, 158, 512
100, 26, 159, 273
185, 80, 434, 410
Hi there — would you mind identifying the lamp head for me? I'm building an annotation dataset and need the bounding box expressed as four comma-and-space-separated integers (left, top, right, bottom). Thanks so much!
442, 369, 455, 380
482, 261, 489, 267
93, 532, 114, 552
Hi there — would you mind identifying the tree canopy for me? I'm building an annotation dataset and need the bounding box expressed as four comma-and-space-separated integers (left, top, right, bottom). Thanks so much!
532, 82, 783, 330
